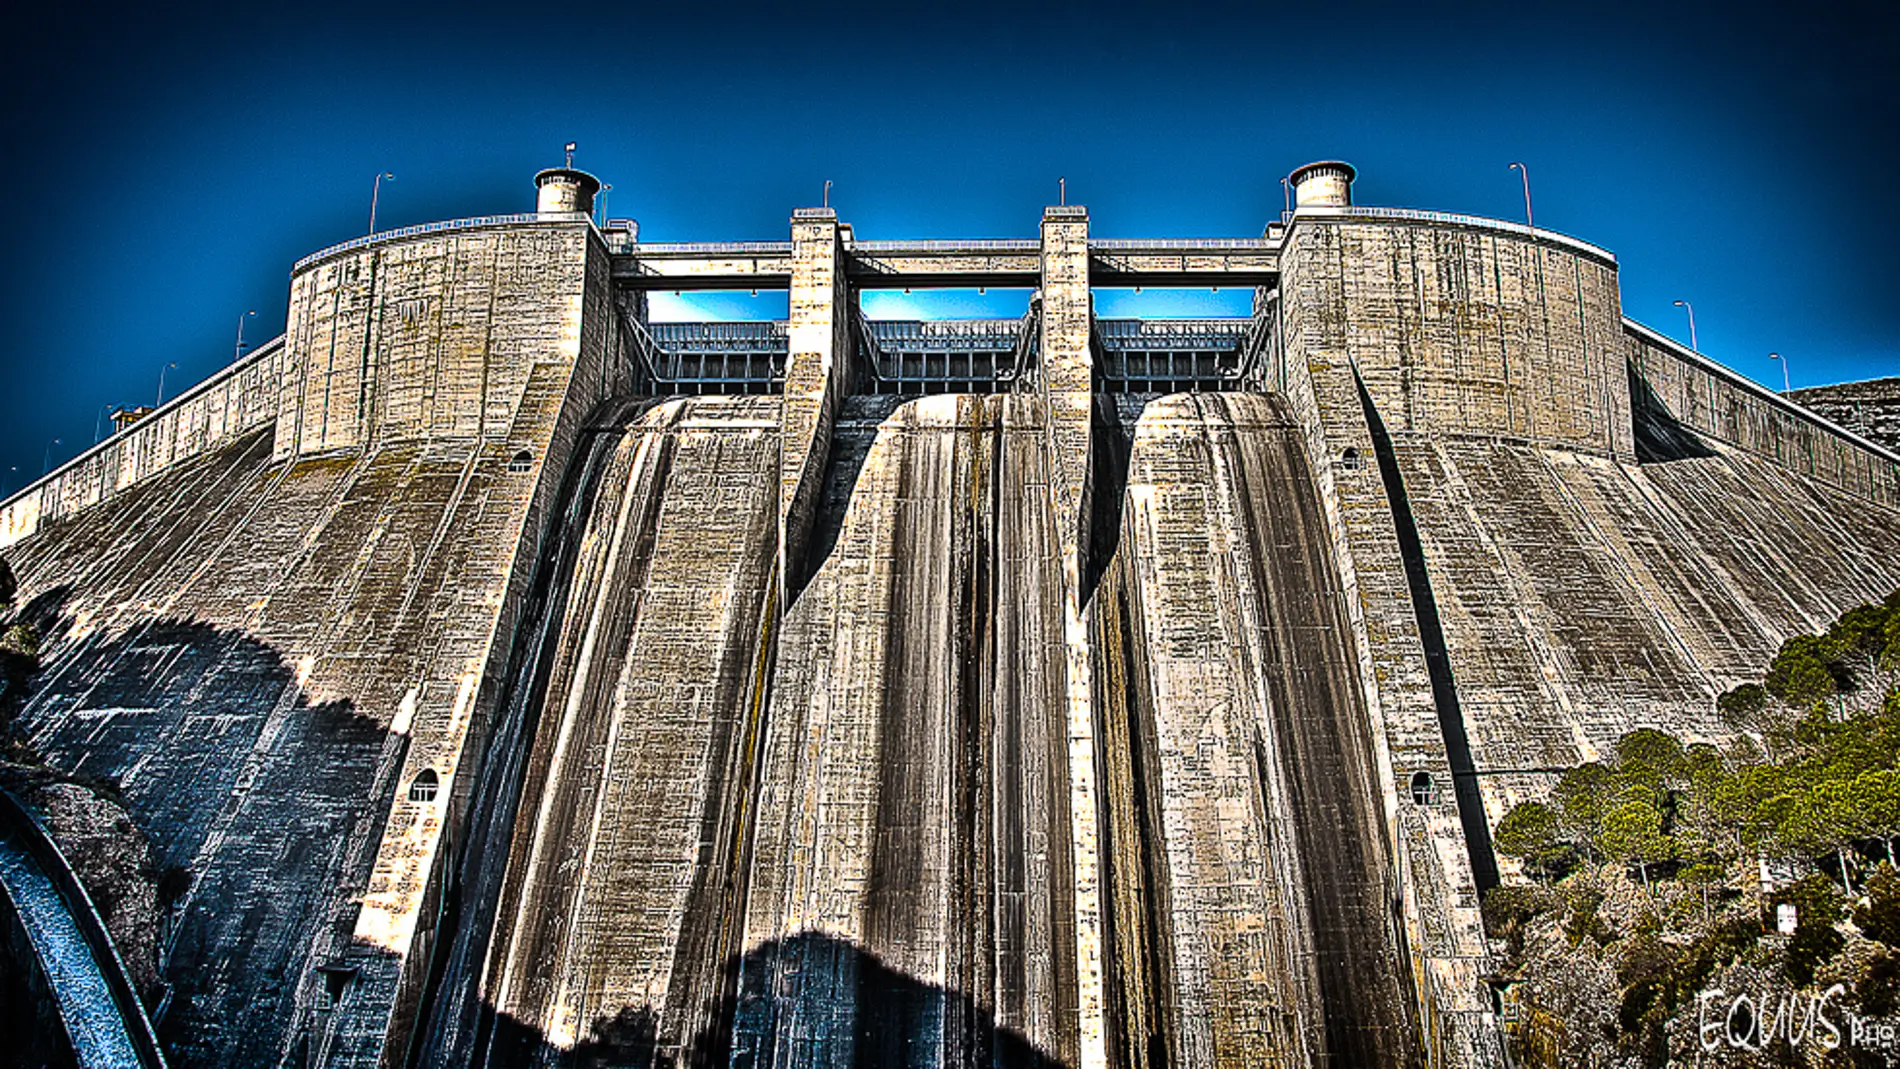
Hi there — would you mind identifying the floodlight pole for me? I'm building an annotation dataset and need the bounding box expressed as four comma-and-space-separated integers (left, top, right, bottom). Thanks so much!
368, 172, 394, 235
234, 310, 256, 362
1509, 162, 1533, 228
1673, 300, 1698, 351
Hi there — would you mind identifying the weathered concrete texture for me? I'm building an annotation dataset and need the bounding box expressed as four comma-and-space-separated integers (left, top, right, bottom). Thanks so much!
2, 318, 622, 1066
1286, 219, 1631, 461
737, 394, 1079, 1068
779, 211, 851, 599
1276, 216, 1501, 1067
473, 396, 781, 1065
1093, 394, 1417, 1066
277, 219, 618, 464
1787, 376, 1900, 455
1393, 432, 1900, 819
1629, 328, 1900, 507
0, 336, 286, 548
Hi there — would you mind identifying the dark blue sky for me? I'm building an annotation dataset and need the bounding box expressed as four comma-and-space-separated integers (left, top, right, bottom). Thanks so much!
3, 0, 1894, 490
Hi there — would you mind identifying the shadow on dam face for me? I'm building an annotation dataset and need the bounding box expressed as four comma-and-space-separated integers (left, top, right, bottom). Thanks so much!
1, 584, 397, 1067
480, 930, 1063, 1069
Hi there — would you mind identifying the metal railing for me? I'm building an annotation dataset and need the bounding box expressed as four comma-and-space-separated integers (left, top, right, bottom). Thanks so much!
615, 241, 793, 257
852, 239, 1041, 253
1290, 205, 1617, 264
1089, 238, 1278, 252
291, 213, 591, 272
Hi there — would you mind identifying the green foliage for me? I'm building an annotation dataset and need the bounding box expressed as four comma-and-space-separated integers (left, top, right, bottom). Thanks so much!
0, 623, 37, 661
1599, 797, 1675, 887
1856, 863, 1900, 947
1858, 950, 1900, 1017
1615, 728, 1685, 788
1494, 802, 1573, 880
1825, 602, 1895, 687
1562, 885, 1612, 947
1717, 682, 1767, 730
1481, 884, 1550, 958
1766, 634, 1845, 710
1777, 875, 1847, 987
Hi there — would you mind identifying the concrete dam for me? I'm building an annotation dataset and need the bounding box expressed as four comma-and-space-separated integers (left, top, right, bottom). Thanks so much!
2, 161, 1897, 1068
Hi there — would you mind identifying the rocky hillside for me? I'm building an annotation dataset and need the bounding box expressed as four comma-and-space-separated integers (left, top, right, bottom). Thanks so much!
1790, 377, 1900, 454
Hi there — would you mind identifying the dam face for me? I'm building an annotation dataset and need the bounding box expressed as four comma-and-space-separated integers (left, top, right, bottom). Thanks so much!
2, 164, 1898, 1068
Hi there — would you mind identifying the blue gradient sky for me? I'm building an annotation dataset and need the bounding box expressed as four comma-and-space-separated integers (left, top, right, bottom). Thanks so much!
2, 0, 1894, 491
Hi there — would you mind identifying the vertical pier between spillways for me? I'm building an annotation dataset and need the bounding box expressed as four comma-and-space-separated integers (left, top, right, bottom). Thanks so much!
411, 387, 1428, 1067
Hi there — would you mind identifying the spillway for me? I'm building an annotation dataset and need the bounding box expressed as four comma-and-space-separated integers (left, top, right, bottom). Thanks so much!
411, 389, 1415, 1067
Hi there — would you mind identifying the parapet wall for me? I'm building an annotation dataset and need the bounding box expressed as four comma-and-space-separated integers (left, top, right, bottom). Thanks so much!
1284, 208, 1633, 462
276, 217, 609, 463
0, 338, 287, 548
1626, 321, 1900, 507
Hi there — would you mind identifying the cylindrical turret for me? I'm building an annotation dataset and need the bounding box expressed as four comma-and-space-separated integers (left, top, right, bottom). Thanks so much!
534, 168, 602, 216
1288, 160, 1357, 208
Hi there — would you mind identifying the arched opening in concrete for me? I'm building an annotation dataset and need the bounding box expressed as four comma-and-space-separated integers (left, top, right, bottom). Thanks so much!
408, 769, 440, 804
1410, 770, 1438, 807
1341, 446, 1365, 470
507, 451, 534, 473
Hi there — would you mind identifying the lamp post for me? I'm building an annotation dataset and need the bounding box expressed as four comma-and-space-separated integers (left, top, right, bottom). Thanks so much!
1673, 300, 1698, 351
1058, 177, 1067, 206
597, 184, 612, 226
368, 172, 394, 235
1769, 352, 1792, 393
823, 180, 832, 209
1281, 175, 1292, 214
234, 309, 257, 362
42, 438, 61, 477
156, 361, 178, 407
94, 403, 117, 444
1508, 162, 1533, 228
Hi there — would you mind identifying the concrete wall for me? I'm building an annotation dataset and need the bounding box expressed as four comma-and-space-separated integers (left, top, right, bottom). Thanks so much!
1396, 435, 1900, 825
0, 338, 287, 548
275, 219, 609, 462
1627, 323, 1900, 507
1787, 376, 1900, 454
1284, 210, 1631, 461
0, 215, 628, 1067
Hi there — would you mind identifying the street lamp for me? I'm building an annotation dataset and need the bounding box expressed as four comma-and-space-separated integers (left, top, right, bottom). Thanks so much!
1281, 175, 1291, 214
234, 309, 257, 362
94, 403, 117, 444
42, 438, 62, 477
156, 361, 178, 407
1508, 162, 1533, 228
1058, 177, 1067, 207
597, 184, 612, 226
823, 179, 832, 209
1769, 352, 1792, 393
368, 171, 395, 235
1673, 300, 1698, 352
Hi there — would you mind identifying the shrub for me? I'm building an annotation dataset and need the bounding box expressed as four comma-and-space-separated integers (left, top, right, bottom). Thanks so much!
1855, 863, 1900, 947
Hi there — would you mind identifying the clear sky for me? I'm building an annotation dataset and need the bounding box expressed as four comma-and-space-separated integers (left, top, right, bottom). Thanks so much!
2, 0, 1894, 491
